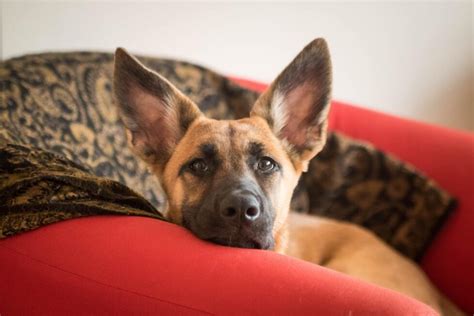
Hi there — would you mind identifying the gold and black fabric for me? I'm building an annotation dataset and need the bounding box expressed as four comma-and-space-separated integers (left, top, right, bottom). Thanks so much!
290, 133, 456, 260
0, 52, 455, 260
0, 143, 163, 238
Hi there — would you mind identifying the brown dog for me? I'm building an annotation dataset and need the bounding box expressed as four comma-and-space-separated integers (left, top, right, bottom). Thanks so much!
113, 39, 463, 315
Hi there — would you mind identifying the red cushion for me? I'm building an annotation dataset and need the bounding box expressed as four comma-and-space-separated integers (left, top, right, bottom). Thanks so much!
231, 77, 474, 312
0, 216, 436, 315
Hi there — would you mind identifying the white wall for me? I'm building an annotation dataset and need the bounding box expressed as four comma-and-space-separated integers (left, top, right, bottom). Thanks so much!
1, 1, 472, 131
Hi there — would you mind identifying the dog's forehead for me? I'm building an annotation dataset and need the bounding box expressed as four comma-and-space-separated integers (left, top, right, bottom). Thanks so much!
193, 118, 255, 133
184, 117, 278, 151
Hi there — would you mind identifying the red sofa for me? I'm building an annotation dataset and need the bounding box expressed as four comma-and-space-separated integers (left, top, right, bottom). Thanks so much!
0, 78, 472, 315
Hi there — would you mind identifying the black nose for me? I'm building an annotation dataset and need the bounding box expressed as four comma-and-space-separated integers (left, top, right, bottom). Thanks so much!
220, 191, 261, 222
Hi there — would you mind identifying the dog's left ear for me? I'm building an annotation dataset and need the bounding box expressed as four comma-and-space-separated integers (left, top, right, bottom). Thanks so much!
250, 38, 332, 171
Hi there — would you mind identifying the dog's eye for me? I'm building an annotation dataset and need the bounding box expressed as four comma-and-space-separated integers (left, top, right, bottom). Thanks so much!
188, 159, 208, 175
257, 157, 277, 173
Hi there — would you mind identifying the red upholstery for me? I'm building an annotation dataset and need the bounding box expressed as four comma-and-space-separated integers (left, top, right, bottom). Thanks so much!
329, 101, 474, 313
0, 216, 436, 315
232, 77, 474, 313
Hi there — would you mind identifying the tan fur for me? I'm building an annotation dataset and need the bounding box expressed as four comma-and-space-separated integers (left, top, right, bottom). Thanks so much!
286, 213, 463, 315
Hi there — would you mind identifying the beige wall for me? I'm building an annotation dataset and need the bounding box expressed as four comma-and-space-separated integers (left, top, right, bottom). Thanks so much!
1, 1, 472, 131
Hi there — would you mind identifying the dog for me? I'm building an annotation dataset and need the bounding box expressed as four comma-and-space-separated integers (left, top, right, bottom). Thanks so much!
112, 39, 463, 315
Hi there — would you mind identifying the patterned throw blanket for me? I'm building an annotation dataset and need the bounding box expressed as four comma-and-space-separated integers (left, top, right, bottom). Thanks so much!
0, 143, 163, 238
0, 52, 455, 260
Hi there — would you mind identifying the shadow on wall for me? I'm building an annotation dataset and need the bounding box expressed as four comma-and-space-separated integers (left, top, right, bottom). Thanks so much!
422, 71, 473, 131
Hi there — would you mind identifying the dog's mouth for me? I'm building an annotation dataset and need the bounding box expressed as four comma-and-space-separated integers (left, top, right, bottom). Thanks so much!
184, 220, 275, 250
206, 237, 273, 250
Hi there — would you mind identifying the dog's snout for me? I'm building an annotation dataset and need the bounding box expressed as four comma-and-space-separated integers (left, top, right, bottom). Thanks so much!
220, 191, 261, 223
185, 179, 274, 250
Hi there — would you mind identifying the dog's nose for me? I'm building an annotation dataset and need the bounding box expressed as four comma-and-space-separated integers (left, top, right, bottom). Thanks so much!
220, 192, 261, 222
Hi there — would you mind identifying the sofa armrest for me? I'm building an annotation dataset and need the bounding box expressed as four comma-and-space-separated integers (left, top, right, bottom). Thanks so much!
0, 216, 437, 315
326, 101, 474, 312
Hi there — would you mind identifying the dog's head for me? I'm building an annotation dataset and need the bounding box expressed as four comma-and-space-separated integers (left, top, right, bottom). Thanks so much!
113, 39, 331, 251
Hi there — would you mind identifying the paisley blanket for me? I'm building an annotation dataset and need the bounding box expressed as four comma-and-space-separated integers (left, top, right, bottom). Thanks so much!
0, 52, 455, 260
0, 143, 163, 238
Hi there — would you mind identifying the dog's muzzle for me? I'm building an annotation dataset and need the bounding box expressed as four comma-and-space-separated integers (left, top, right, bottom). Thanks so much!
183, 179, 275, 250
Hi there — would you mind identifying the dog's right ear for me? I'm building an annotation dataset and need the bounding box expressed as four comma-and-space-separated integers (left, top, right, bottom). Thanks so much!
114, 48, 203, 172
250, 38, 332, 172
